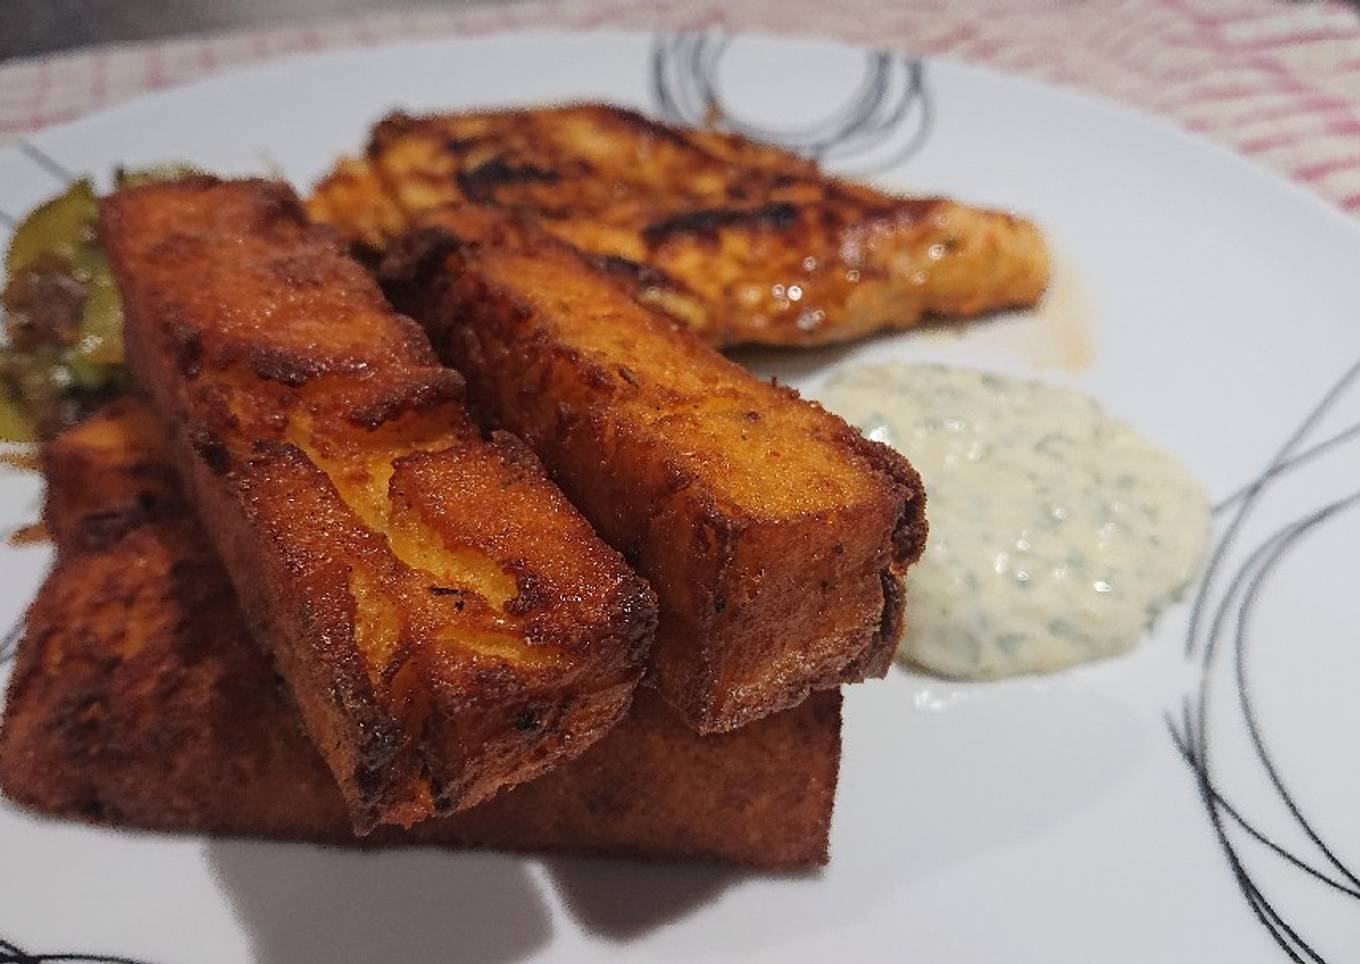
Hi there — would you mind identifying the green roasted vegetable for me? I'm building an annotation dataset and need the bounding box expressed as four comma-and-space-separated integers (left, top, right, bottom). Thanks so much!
0, 395, 36, 443
1, 166, 196, 442
4, 179, 99, 278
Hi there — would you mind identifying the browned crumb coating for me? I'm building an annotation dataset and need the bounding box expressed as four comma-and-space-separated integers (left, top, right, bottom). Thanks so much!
0, 400, 839, 867
308, 103, 1050, 347
382, 206, 927, 733
99, 178, 656, 832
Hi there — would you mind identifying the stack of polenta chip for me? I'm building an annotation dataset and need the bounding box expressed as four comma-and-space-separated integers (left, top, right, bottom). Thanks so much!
1, 107, 1044, 865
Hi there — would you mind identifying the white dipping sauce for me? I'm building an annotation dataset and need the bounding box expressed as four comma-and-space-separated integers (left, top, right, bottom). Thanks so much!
822, 363, 1210, 678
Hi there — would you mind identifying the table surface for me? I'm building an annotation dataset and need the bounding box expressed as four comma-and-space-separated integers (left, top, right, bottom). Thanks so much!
0, 0, 522, 61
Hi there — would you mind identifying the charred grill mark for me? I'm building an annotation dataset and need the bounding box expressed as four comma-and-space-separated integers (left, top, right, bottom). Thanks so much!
588, 253, 679, 292
344, 368, 465, 428
642, 202, 799, 246
171, 323, 203, 378
456, 157, 561, 203
188, 427, 231, 475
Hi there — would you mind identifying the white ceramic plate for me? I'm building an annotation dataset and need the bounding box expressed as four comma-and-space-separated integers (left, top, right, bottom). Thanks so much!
1, 31, 1357, 964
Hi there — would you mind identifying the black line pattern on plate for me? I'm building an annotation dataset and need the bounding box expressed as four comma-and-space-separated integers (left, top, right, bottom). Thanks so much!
652, 31, 932, 174
0, 936, 153, 964
1188, 359, 1360, 657
15, 142, 77, 186
0, 620, 20, 666
1168, 357, 1360, 962
0, 140, 79, 229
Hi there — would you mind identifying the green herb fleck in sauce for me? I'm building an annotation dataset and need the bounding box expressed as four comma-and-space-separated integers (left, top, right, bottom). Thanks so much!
822, 363, 1210, 679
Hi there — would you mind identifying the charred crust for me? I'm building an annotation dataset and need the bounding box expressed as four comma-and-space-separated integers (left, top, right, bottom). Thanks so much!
377, 226, 466, 291
581, 361, 614, 391
642, 203, 799, 246
837, 417, 929, 568
894, 486, 930, 569
245, 346, 367, 387
351, 760, 389, 804
456, 157, 561, 202
659, 461, 693, 495
171, 323, 203, 379
830, 569, 905, 685
245, 438, 304, 464
693, 504, 737, 559
870, 444, 928, 567
344, 368, 465, 428
587, 253, 680, 292
188, 427, 231, 475
504, 567, 549, 616
878, 568, 906, 646
72, 502, 156, 550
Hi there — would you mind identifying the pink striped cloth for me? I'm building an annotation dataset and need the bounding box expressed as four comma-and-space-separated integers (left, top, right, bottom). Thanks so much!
4, 0, 1360, 211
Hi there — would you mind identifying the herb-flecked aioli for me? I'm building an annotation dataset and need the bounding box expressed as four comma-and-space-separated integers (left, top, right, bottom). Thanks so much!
821, 363, 1210, 678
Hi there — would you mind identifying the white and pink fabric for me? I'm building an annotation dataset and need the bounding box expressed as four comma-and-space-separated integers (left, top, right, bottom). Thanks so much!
3, 0, 1360, 212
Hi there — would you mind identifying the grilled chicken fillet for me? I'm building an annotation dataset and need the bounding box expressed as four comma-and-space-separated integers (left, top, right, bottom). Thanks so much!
308, 103, 1050, 347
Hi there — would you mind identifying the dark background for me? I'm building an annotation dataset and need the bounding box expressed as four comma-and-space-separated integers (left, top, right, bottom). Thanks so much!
3, 0, 1358, 62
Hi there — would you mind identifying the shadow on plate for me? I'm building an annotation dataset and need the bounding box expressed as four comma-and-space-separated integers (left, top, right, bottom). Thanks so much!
207, 840, 551, 964
543, 856, 789, 941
